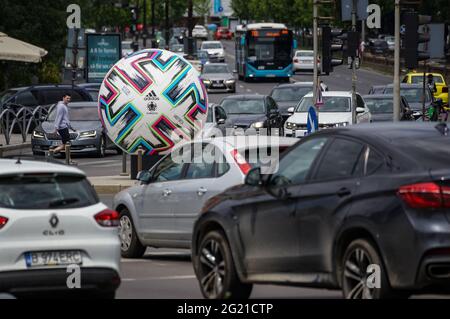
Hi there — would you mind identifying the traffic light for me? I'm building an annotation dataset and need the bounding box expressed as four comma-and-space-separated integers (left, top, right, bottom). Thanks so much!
403, 11, 431, 69
321, 26, 344, 75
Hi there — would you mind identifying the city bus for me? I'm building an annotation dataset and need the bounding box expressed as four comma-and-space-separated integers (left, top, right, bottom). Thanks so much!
235, 23, 296, 82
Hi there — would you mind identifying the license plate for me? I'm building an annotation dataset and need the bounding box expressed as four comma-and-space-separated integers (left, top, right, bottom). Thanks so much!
25, 251, 82, 268
212, 84, 224, 88
51, 141, 62, 146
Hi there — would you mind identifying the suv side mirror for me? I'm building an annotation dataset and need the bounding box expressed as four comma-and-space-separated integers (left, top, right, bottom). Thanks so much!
217, 118, 226, 125
356, 107, 365, 114
287, 107, 295, 114
245, 167, 263, 187
137, 170, 152, 184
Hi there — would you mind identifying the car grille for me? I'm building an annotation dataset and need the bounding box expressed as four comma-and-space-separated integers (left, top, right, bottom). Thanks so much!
46, 132, 79, 140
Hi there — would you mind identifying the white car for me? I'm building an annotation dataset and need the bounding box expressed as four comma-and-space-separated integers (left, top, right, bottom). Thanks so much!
200, 41, 225, 62
284, 91, 372, 138
293, 50, 320, 72
113, 136, 298, 257
0, 159, 121, 298
192, 25, 208, 39
202, 104, 228, 139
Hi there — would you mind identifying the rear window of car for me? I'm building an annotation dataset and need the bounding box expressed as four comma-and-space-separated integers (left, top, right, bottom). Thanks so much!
393, 136, 450, 169
0, 174, 99, 210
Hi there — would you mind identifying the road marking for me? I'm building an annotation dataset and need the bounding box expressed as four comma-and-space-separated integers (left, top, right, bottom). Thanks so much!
246, 89, 252, 92
122, 275, 196, 282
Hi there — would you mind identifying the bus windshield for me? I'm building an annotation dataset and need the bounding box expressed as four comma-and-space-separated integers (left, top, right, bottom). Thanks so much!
247, 32, 292, 64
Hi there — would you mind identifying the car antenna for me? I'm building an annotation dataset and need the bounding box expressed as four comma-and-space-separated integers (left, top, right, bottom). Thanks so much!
435, 123, 449, 136
15, 156, 22, 165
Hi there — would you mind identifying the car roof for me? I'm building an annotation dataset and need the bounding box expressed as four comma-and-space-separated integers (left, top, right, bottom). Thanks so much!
295, 50, 313, 53
9, 84, 86, 91
198, 136, 299, 149
303, 91, 353, 98
0, 159, 85, 176
407, 72, 443, 77
202, 41, 221, 44
314, 122, 446, 142
385, 83, 425, 89
363, 94, 395, 99
222, 94, 265, 100
274, 82, 313, 89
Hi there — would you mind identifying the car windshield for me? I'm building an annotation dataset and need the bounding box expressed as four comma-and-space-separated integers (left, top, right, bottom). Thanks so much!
48, 106, 99, 121
296, 96, 351, 112
365, 98, 393, 114
207, 109, 214, 122
203, 65, 229, 74
0, 174, 98, 210
122, 42, 132, 49
296, 51, 313, 57
271, 87, 312, 102
222, 99, 266, 114
171, 45, 184, 52
410, 75, 444, 85
384, 87, 431, 103
0, 89, 18, 104
202, 43, 222, 49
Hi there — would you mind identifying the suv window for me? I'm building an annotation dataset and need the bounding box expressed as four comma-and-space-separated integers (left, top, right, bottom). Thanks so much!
152, 156, 184, 182
266, 97, 278, 113
0, 174, 98, 210
215, 106, 227, 121
269, 137, 327, 187
15, 90, 39, 106
356, 94, 365, 109
354, 146, 386, 176
314, 138, 364, 180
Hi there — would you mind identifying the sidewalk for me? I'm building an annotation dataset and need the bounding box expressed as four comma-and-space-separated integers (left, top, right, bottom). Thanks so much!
88, 175, 137, 195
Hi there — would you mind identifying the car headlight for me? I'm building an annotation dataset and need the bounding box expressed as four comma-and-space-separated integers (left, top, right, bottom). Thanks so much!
285, 122, 296, 130
80, 130, 97, 138
225, 79, 235, 84
32, 130, 45, 139
251, 122, 265, 129
202, 79, 211, 84
334, 122, 349, 127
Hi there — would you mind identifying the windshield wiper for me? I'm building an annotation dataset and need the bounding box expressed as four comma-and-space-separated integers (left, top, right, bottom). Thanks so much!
48, 198, 80, 208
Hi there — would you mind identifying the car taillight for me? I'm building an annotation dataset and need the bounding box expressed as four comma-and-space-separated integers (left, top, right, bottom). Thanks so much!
0, 216, 8, 229
231, 149, 252, 175
442, 86, 449, 93
95, 209, 119, 227
398, 182, 450, 209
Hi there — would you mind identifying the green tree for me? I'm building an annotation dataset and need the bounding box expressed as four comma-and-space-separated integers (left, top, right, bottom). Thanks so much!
194, 0, 211, 26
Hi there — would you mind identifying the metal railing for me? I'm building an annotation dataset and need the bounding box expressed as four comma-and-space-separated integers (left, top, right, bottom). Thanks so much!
0, 104, 53, 145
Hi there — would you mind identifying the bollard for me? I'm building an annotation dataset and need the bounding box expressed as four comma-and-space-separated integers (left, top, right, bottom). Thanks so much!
137, 147, 144, 173
65, 143, 71, 165
120, 152, 129, 176
47, 149, 55, 162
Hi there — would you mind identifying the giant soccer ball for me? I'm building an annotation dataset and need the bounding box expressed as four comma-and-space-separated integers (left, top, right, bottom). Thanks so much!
98, 49, 208, 155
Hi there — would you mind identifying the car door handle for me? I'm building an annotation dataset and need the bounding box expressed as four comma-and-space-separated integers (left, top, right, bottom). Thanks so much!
163, 189, 172, 197
197, 187, 208, 196
337, 187, 351, 197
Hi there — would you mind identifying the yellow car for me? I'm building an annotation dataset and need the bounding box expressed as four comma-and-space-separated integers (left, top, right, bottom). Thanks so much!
402, 72, 449, 106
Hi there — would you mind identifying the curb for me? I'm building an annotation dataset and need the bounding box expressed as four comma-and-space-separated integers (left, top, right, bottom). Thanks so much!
0, 143, 31, 157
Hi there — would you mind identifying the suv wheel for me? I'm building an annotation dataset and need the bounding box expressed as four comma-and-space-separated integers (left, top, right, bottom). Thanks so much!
195, 230, 252, 299
119, 209, 146, 258
96, 135, 106, 158
341, 239, 396, 299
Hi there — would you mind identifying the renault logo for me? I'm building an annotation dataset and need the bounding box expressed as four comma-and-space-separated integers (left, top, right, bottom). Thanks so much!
49, 214, 59, 228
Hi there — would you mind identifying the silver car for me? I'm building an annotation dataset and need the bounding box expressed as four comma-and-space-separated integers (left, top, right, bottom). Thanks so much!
201, 63, 236, 93
0, 159, 121, 298
114, 136, 298, 258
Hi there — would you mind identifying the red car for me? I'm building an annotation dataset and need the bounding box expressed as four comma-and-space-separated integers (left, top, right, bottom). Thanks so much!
215, 27, 233, 40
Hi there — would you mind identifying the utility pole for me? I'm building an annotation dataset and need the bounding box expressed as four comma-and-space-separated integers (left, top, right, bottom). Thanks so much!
393, 0, 401, 121
313, 0, 319, 122
187, 0, 194, 56
165, 0, 170, 49
72, 28, 79, 88
151, 0, 156, 48
351, 0, 357, 125
143, 0, 147, 48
